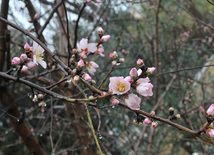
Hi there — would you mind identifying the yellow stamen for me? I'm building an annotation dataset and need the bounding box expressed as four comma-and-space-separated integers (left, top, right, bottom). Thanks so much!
116, 80, 127, 92
36, 50, 44, 61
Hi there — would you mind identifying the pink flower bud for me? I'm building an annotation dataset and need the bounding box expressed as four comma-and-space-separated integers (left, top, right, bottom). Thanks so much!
101, 92, 108, 96
34, 13, 39, 20
108, 89, 113, 94
207, 104, 214, 118
98, 27, 104, 35
82, 73, 91, 81
21, 65, 28, 72
100, 35, 111, 43
175, 114, 181, 119
137, 59, 144, 67
151, 122, 158, 127
74, 75, 80, 82
129, 68, 138, 79
112, 60, 117, 66
119, 58, 125, 63
109, 53, 114, 59
77, 59, 85, 69
12, 57, 21, 65
80, 53, 87, 59
208, 122, 214, 128
124, 76, 132, 83
87, 0, 91, 2
30, 46, 33, 52
38, 94, 44, 99
144, 118, 151, 125
150, 111, 155, 116
27, 61, 36, 69
146, 67, 156, 75
110, 98, 119, 105
20, 54, 28, 61
206, 129, 214, 138
32, 97, 38, 102
24, 43, 30, 51
112, 51, 118, 58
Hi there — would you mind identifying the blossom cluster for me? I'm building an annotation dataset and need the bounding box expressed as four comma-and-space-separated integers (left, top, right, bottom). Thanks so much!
108, 58, 156, 110
11, 41, 47, 72
70, 27, 110, 82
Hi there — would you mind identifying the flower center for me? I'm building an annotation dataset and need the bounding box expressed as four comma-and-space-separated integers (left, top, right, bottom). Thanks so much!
116, 80, 127, 92
81, 48, 88, 53
36, 51, 44, 61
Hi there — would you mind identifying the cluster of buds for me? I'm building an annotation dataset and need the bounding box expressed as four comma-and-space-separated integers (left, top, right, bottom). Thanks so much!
109, 51, 125, 66
29, 92, 46, 108
168, 107, 181, 120
133, 113, 158, 127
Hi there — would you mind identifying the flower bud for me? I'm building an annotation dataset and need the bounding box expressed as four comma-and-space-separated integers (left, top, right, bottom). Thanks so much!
169, 107, 174, 115
112, 60, 117, 66
108, 89, 113, 94
27, 61, 36, 69
119, 58, 125, 63
175, 114, 181, 119
32, 97, 38, 102
34, 13, 39, 20
21, 65, 28, 72
100, 35, 111, 43
89, 96, 94, 99
82, 73, 91, 81
206, 129, 214, 138
207, 104, 214, 118
129, 68, 138, 79
110, 97, 119, 105
72, 69, 77, 74
151, 121, 158, 127
12, 57, 21, 65
112, 51, 118, 58
24, 43, 30, 52
137, 59, 144, 67
98, 27, 104, 35
77, 59, 85, 69
20, 54, 28, 61
91, 80, 96, 84
144, 118, 151, 125
146, 67, 156, 75
38, 101, 46, 107
80, 52, 87, 59
150, 111, 155, 116
74, 75, 80, 82
101, 92, 108, 96
38, 94, 44, 99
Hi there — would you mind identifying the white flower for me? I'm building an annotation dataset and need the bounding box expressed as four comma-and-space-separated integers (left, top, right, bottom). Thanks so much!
32, 41, 47, 69
77, 38, 97, 54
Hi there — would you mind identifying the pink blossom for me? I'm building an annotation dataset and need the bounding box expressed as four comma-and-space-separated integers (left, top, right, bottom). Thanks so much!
82, 73, 92, 81
21, 65, 28, 72
34, 13, 39, 20
124, 93, 141, 110
206, 129, 214, 138
137, 59, 144, 67
77, 59, 85, 69
77, 38, 97, 54
146, 67, 156, 75
136, 77, 153, 97
74, 75, 80, 82
109, 77, 131, 95
119, 58, 125, 63
24, 43, 30, 51
27, 61, 36, 69
129, 68, 138, 79
112, 60, 116, 66
110, 98, 119, 105
86, 61, 99, 75
100, 35, 111, 43
124, 76, 132, 83
206, 104, 214, 117
12, 57, 21, 65
98, 27, 104, 35
151, 122, 158, 127
144, 118, 151, 125
20, 54, 28, 61
96, 48, 105, 57
80, 52, 87, 59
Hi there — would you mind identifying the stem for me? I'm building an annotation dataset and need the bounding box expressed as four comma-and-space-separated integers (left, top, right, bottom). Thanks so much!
97, 67, 114, 90
86, 105, 104, 155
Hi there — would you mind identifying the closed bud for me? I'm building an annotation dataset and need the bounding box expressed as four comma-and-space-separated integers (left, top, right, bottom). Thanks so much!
146, 67, 156, 75
38, 94, 44, 99
82, 73, 91, 81
206, 104, 214, 118
110, 97, 119, 105
119, 58, 125, 63
169, 107, 174, 115
206, 129, 214, 138
98, 27, 104, 35
80, 52, 87, 59
151, 121, 158, 127
77, 59, 85, 69
100, 35, 111, 43
72, 69, 77, 74
21, 65, 28, 72
137, 59, 144, 67
27, 61, 36, 69
175, 114, 181, 119
12, 57, 21, 65
24, 43, 30, 52
101, 92, 108, 96
129, 68, 138, 79
20, 54, 28, 61
74, 75, 80, 82
89, 96, 94, 99
34, 13, 39, 20
150, 111, 155, 116
112, 60, 117, 66
91, 80, 96, 84
144, 118, 151, 125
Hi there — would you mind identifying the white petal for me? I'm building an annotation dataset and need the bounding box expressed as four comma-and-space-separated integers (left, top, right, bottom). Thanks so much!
38, 60, 47, 69
33, 55, 38, 64
80, 38, 88, 50
88, 43, 97, 53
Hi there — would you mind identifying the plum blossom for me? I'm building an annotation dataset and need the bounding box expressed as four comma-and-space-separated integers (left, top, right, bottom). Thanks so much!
136, 77, 153, 97
95, 48, 105, 57
100, 35, 111, 43
98, 27, 104, 35
20, 54, 28, 61
124, 93, 141, 110
144, 118, 151, 125
32, 41, 47, 69
77, 59, 85, 69
27, 61, 36, 69
21, 65, 28, 72
109, 77, 131, 95
77, 38, 97, 54
146, 67, 156, 75
86, 61, 99, 75
110, 98, 119, 105
206, 129, 214, 138
137, 59, 144, 67
207, 104, 214, 117
12, 57, 21, 65
129, 68, 138, 79
151, 122, 158, 127
82, 73, 92, 81
24, 43, 30, 51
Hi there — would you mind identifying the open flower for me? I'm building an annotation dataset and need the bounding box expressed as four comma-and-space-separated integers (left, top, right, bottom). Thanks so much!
77, 38, 97, 54
32, 41, 47, 69
109, 77, 131, 95
136, 77, 153, 97
124, 93, 141, 110
86, 61, 99, 75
